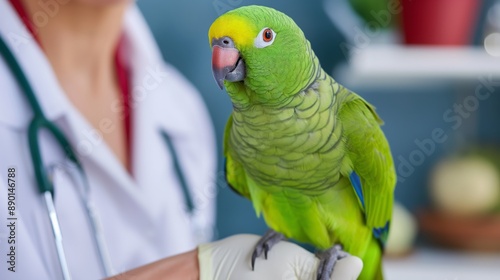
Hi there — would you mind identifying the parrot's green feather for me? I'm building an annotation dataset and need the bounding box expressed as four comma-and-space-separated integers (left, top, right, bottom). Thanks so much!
214, 5, 395, 279
339, 98, 396, 238
224, 116, 251, 199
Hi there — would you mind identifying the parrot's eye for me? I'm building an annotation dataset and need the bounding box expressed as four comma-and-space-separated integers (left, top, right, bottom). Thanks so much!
263, 28, 273, 42
254, 27, 276, 48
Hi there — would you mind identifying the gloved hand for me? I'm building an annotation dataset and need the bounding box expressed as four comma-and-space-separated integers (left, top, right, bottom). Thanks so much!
198, 234, 363, 280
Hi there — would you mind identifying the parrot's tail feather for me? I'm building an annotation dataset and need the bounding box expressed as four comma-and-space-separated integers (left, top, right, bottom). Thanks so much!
375, 262, 384, 280
358, 238, 384, 280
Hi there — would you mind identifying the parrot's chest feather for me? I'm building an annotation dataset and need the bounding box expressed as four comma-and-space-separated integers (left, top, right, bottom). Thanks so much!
230, 76, 347, 189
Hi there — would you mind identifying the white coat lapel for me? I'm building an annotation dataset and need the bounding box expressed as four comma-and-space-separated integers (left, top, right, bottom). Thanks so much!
123, 6, 199, 238
123, 6, 194, 187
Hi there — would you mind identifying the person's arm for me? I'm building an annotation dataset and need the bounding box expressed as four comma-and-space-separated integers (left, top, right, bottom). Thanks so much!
107, 250, 199, 280
107, 234, 362, 280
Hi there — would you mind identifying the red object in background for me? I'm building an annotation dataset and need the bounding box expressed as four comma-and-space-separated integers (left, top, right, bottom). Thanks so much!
401, 0, 480, 45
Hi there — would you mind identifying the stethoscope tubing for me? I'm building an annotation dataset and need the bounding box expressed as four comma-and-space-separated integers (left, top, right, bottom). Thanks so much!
0, 34, 112, 279
44, 191, 72, 280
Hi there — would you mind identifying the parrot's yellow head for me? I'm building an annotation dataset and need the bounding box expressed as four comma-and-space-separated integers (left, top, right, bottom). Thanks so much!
208, 5, 318, 104
209, 13, 257, 50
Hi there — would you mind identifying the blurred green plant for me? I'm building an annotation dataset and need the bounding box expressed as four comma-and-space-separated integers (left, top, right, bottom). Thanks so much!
348, 0, 399, 29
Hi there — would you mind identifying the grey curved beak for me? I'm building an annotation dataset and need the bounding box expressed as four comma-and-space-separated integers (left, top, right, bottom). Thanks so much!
211, 37, 246, 89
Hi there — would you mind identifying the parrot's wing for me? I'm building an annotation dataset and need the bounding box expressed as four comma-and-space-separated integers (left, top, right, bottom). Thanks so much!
340, 96, 396, 246
224, 115, 251, 198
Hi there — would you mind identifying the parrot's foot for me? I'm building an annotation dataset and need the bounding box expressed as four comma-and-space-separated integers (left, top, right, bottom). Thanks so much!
316, 244, 350, 280
251, 229, 285, 270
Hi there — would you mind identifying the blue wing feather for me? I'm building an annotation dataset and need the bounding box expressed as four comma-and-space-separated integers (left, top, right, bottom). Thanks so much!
373, 221, 390, 247
349, 171, 365, 209
349, 171, 390, 247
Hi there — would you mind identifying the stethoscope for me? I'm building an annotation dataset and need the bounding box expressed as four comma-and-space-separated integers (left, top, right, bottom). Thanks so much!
0, 34, 113, 279
0, 34, 201, 279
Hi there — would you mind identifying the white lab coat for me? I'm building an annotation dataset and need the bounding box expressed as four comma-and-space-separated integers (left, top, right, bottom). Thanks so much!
0, 2, 216, 279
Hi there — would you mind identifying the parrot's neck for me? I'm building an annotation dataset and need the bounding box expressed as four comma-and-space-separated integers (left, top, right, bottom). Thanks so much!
226, 41, 322, 110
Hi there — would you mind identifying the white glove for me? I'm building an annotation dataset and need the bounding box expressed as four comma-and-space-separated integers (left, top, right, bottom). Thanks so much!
198, 234, 363, 280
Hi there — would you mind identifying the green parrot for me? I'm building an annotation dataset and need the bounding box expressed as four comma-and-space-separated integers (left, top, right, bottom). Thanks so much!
209, 5, 396, 280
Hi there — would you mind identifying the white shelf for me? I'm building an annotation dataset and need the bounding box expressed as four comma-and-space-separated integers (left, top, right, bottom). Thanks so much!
384, 248, 500, 280
334, 46, 500, 87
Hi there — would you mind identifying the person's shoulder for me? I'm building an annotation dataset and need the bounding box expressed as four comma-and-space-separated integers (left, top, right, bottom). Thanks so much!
151, 62, 215, 136
161, 63, 202, 103
156, 62, 210, 117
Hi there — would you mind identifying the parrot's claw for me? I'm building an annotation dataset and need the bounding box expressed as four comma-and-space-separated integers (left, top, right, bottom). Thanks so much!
316, 244, 349, 280
251, 229, 285, 271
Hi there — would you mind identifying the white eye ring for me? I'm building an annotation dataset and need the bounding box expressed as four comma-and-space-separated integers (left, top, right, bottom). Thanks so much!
254, 27, 276, 48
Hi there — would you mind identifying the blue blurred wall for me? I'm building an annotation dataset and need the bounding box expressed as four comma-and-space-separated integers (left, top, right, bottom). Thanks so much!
137, 0, 500, 239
